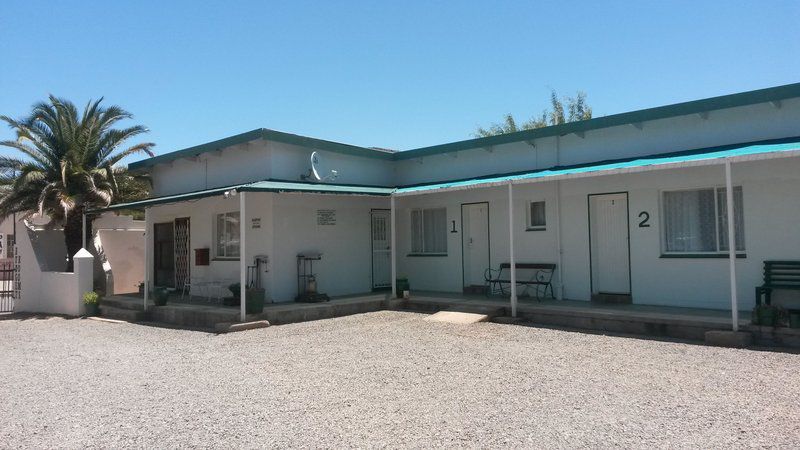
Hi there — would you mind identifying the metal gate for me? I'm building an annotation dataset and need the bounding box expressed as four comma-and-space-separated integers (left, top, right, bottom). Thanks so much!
0, 246, 19, 312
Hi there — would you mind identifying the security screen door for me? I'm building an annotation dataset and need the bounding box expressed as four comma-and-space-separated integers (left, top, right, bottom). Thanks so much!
589, 193, 631, 295
371, 210, 391, 289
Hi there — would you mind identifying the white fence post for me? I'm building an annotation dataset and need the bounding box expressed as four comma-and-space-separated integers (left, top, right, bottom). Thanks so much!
74, 248, 94, 316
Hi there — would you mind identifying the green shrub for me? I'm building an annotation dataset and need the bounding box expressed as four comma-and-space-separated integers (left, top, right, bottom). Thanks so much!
83, 291, 100, 305
229, 283, 241, 298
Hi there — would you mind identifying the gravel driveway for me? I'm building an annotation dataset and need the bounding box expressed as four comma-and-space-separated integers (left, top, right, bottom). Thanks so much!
1, 311, 799, 448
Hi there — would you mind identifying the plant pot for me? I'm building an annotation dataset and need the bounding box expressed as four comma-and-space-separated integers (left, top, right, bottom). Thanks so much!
790, 311, 800, 329
757, 308, 778, 327
246, 288, 266, 314
396, 278, 410, 298
84, 303, 99, 317
152, 288, 169, 306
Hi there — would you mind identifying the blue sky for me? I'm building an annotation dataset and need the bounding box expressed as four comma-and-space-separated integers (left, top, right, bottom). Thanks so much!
1, 1, 799, 162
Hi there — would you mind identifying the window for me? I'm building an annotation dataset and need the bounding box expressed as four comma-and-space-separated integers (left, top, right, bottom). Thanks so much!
410, 207, 447, 254
527, 201, 546, 230
215, 212, 240, 259
662, 187, 744, 254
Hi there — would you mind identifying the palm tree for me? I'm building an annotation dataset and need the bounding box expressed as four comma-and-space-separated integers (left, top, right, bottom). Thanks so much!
475, 90, 593, 138
0, 96, 154, 271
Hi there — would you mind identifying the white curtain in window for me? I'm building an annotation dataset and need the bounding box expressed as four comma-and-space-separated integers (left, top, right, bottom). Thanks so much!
530, 201, 546, 227
216, 214, 226, 257
411, 208, 447, 254
411, 210, 424, 253
663, 189, 717, 252
226, 212, 241, 257
716, 187, 745, 251
216, 212, 241, 258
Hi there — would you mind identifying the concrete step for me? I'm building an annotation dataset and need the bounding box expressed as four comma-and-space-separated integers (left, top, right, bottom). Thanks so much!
101, 305, 146, 322
102, 296, 145, 311
148, 304, 254, 330
591, 293, 632, 304
445, 304, 505, 318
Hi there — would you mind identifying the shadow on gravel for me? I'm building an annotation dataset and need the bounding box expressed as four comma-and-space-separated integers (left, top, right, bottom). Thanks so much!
489, 317, 800, 355
0, 312, 79, 322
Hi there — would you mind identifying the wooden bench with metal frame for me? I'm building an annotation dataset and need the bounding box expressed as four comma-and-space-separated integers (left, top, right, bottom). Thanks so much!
756, 260, 800, 305
484, 262, 556, 301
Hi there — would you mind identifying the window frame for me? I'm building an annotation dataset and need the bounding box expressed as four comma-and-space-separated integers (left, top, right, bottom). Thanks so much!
659, 185, 746, 257
408, 207, 448, 256
214, 211, 241, 260
526, 200, 547, 231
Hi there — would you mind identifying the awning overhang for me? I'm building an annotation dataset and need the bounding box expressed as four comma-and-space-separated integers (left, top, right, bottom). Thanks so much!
91, 180, 394, 213
394, 137, 800, 197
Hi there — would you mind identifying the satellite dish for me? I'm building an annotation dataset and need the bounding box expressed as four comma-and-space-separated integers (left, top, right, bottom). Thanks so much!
310, 151, 322, 181
303, 151, 338, 183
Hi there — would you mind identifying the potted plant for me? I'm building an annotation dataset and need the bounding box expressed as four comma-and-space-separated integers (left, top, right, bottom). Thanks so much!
396, 277, 410, 299
246, 287, 266, 314
752, 304, 785, 327
83, 291, 100, 316
152, 287, 169, 306
789, 309, 800, 329
225, 283, 241, 306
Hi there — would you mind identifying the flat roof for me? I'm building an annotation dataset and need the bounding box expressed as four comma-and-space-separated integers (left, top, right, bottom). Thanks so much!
395, 136, 800, 196
91, 180, 393, 212
99, 136, 800, 211
127, 82, 800, 170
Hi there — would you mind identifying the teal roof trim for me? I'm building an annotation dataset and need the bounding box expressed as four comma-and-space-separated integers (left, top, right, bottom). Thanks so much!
396, 137, 800, 195
395, 82, 800, 160
127, 83, 800, 170
128, 128, 394, 171
92, 180, 393, 212
239, 180, 393, 196
90, 184, 246, 212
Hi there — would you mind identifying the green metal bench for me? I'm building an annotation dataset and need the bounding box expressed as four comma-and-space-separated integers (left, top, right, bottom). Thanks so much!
756, 260, 800, 305
485, 262, 556, 301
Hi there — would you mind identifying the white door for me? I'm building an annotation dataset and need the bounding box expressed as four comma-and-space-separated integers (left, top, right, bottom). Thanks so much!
590, 193, 630, 294
462, 203, 490, 287
371, 211, 391, 289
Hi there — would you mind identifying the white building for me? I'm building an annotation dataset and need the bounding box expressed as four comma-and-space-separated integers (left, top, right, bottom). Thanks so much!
105, 83, 800, 321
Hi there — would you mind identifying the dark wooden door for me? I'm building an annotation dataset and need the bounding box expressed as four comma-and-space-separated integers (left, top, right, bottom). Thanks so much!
154, 222, 175, 288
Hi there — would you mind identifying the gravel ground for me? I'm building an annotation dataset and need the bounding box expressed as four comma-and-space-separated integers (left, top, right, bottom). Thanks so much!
1, 311, 799, 448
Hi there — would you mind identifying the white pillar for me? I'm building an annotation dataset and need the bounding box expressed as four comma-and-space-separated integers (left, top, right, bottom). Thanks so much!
390, 195, 397, 299
508, 182, 517, 317
554, 180, 564, 300
240, 191, 247, 322
725, 161, 739, 331
74, 248, 94, 316
143, 208, 151, 311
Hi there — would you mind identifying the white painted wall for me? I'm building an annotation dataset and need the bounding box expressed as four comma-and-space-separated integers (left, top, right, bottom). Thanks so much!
394, 99, 800, 185
396, 156, 800, 310
147, 192, 389, 302
269, 193, 388, 301
150, 139, 394, 197
16, 224, 93, 316
92, 214, 145, 295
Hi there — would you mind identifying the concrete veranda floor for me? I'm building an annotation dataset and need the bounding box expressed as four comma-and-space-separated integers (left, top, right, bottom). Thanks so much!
1, 310, 799, 447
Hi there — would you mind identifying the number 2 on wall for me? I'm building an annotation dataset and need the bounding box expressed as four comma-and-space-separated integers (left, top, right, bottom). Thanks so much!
638, 211, 651, 228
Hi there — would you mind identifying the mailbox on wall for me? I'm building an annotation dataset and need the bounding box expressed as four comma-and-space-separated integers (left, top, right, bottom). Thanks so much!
195, 248, 210, 266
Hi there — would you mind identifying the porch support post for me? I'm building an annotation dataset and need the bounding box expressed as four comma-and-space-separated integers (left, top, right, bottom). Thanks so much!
82, 212, 87, 250
143, 208, 150, 312
390, 195, 397, 299
240, 191, 247, 322
554, 180, 564, 300
725, 161, 739, 331
508, 182, 517, 317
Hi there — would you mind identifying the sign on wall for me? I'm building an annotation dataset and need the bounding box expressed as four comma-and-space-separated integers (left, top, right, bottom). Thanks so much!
317, 209, 336, 226
251, 217, 261, 229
